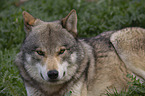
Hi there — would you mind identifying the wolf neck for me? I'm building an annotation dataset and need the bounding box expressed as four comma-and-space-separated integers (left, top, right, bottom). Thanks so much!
25, 40, 95, 96
78, 40, 95, 82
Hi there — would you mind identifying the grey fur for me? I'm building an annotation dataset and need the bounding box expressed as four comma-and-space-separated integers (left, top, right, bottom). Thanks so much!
15, 10, 145, 96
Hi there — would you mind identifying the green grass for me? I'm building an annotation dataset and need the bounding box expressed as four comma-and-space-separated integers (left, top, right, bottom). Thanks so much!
0, 0, 145, 95
106, 74, 145, 96
0, 49, 26, 96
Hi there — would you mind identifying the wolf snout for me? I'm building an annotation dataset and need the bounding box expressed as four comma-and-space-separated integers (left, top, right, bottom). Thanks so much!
47, 70, 58, 80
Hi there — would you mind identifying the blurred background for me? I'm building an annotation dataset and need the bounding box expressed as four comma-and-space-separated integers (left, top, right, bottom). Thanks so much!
0, 0, 145, 95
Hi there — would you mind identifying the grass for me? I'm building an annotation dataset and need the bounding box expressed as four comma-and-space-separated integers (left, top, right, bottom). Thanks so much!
0, 0, 145, 95
106, 74, 145, 96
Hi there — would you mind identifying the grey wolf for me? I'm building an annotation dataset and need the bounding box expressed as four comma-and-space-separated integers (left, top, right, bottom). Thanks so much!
15, 9, 145, 96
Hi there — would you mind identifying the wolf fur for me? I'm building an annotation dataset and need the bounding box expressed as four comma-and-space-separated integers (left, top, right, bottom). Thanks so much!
15, 9, 145, 96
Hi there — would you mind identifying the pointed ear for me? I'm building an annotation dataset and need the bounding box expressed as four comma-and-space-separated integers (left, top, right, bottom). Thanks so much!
22, 11, 36, 35
62, 9, 77, 38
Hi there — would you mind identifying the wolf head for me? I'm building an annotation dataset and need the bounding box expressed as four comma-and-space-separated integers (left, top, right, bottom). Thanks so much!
18, 10, 85, 85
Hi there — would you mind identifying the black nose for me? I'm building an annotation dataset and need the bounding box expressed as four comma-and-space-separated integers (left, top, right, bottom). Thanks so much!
47, 70, 58, 80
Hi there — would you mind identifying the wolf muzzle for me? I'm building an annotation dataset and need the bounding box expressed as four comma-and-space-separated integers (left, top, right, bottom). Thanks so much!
47, 70, 59, 80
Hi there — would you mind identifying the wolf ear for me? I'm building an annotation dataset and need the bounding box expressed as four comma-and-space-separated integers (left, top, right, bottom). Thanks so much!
22, 11, 36, 35
62, 9, 77, 38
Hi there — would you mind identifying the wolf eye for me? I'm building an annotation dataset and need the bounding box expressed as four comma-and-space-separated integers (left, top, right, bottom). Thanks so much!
36, 50, 45, 56
58, 49, 66, 55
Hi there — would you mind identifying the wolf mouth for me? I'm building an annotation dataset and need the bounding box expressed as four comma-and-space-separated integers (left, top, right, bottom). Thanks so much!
40, 72, 59, 82
40, 72, 66, 83
48, 79, 59, 82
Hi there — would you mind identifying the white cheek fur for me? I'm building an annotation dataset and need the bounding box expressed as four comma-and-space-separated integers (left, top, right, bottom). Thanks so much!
70, 52, 77, 64
57, 52, 78, 79
36, 63, 48, 80
58, 61, 68, 79
26, 53, 32, 63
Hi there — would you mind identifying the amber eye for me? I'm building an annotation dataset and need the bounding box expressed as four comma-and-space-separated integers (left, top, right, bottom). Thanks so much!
36, 50, 45, 56
58, 49, 66, 55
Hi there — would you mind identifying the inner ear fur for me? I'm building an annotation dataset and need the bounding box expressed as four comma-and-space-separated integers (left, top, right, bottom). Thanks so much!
22, 11, 36, 34
62, 9, 77, 38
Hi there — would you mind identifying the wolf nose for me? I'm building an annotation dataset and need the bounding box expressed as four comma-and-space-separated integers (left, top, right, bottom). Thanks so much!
47, 70, 58, 80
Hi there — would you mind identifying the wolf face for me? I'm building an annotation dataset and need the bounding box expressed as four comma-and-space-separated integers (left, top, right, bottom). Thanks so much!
20, 10, 84, 85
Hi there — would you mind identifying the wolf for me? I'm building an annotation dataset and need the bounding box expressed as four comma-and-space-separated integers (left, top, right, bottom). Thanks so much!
15, 9, 145, 96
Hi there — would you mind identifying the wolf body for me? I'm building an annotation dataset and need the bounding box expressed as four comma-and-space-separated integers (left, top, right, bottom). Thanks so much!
15, 10, 145, 96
